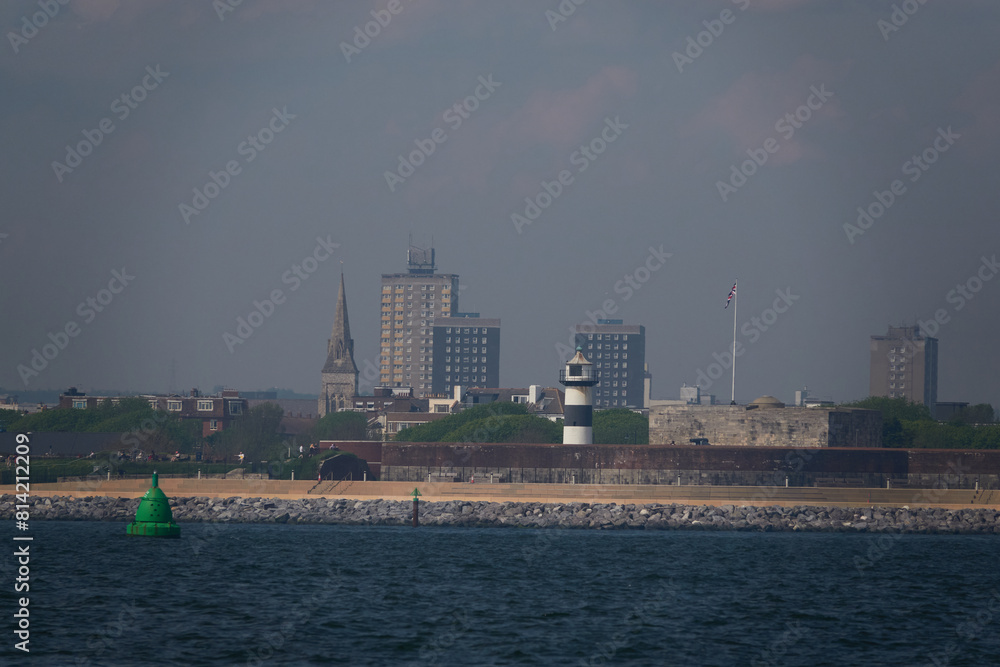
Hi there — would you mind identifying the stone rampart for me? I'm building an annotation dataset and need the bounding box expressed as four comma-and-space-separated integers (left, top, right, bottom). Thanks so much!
648, 405, 881, 447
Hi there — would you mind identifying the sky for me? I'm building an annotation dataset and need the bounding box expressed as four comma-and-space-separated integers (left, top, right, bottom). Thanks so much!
1, 0, 998, 407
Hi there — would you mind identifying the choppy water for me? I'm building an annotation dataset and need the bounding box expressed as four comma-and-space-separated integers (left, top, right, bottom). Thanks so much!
4, 521, 1000, 666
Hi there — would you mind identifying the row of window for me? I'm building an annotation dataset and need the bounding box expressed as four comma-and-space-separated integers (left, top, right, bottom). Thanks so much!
585, 334, 631, 341
383, 284, 452, 292
72, 399, 242, 414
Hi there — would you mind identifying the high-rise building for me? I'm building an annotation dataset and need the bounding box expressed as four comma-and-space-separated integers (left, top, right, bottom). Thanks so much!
431, 315, 500, 394
869, 325, 938, 414
319, 273, 359, 416
574, 320, 646, 408
380, 245, 459, 395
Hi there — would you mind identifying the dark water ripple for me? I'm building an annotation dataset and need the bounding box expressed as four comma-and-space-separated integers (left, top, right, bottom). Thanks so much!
3, 521, 999, 666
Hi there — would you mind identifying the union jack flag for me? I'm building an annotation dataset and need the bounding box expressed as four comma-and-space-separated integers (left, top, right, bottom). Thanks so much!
724, 282, 737, 309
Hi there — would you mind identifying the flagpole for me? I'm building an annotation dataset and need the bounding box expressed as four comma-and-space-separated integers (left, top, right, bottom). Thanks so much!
731, 279, 737, 405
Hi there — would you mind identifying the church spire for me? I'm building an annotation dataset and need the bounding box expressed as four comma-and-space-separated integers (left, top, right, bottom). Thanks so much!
323, 272, 358, 375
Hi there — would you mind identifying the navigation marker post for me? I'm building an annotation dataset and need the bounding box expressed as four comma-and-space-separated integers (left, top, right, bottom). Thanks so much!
412, 488, 421, 527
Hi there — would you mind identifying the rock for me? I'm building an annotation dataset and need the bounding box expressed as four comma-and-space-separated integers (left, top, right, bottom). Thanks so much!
1, 494, 996, 534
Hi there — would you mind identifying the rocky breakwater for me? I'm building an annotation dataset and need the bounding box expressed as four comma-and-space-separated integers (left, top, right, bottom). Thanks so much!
4, 495, 1000, 533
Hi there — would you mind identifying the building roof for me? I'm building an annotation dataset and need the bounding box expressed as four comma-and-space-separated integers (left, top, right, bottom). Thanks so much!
749, 395, 785, 408
465, 387, 565, 415
322, 273, 359, 375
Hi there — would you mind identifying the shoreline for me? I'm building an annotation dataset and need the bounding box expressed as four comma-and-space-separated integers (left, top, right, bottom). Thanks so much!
7, 479, 1000, 509
5, 494, 1000, 534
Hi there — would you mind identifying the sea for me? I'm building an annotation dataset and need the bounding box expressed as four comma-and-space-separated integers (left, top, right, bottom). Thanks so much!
4, 521, 1000, 666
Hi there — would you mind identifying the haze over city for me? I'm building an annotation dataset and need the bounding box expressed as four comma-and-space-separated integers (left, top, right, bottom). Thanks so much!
2, 0, 998, 408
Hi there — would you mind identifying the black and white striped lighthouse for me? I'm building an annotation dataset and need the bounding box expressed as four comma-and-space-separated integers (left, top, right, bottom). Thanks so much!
559, 347, 599, 445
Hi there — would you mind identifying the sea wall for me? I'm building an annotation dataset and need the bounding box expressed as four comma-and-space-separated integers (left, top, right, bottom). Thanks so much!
5, 494, 1000, 534
325, 442, 1000, 489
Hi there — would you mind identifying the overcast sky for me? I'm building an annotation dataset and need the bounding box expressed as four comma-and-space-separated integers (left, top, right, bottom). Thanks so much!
2, 0, 998, 407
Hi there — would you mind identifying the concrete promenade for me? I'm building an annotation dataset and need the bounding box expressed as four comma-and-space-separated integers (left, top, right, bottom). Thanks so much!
5, 478, 999, 510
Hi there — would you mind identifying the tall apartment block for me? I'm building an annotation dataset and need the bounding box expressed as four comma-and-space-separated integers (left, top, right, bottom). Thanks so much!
380, 245, 459, 395
869, 325, 938, 415
431, 315, 500, 395
574, 320, 646, 409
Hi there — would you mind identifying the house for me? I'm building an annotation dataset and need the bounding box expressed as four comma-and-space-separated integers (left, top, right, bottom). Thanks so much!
58, 387, 248, 438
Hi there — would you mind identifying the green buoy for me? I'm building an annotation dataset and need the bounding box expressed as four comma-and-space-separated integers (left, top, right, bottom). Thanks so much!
126, 472, 180, 538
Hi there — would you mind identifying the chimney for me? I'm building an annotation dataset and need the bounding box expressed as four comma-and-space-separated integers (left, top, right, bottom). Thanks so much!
529, 384, 541, 404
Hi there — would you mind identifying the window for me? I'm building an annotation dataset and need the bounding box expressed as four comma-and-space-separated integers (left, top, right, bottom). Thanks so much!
210, 419, 218, 430
72, 399, 86, 409
167, 400, 182, 411
148, 399, 158, 409
229, 401, 243, 415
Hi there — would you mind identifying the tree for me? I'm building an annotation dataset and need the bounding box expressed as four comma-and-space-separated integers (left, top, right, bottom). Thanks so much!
951, 404, 996, 425
0, 409, 23, 432
395, 402, 530, 442
441, 414, 562, 443
207, 404, 284, 463
593, 408, 649, 444
313, 411, 369, 441
839, 396, 933, 422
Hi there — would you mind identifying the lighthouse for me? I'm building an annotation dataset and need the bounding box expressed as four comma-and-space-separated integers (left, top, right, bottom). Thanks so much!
559, 347, 599, 445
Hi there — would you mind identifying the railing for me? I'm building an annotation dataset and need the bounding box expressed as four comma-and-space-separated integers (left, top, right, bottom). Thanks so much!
559, 368, 599, 383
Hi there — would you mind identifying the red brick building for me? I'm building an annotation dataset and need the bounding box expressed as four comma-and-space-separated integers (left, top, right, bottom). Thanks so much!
59, 387, 248, 438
